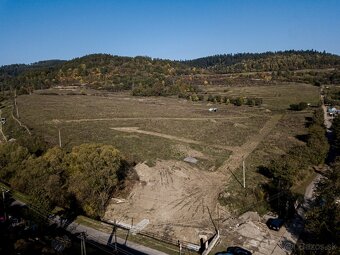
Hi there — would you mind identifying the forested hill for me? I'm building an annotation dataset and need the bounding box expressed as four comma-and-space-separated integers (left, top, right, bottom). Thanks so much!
182, 50, 340, 73
55, 54, 195, 90
0, 60, 66, 77
0, 54, 197, 95
1, 51, 340, 96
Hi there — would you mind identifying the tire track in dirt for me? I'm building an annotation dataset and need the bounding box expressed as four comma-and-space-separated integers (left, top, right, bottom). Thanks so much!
104, 115, 281, 242
50, 116, 253, 124
111, 126, 237, 152
170, 114, 282, 232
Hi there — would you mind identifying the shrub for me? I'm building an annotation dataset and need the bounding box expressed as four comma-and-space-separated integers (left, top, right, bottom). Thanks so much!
234, 97, 244, 106
289, 101, 308, 111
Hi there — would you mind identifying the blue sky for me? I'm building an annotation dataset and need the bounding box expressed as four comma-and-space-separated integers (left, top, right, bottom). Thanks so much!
0, 0, 339, 65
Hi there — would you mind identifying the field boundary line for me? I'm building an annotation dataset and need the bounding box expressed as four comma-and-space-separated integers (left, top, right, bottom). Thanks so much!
51, 116, 252, 123
11, 106, 31, 135
111, 126, 237, 152
218, 114, 282, 176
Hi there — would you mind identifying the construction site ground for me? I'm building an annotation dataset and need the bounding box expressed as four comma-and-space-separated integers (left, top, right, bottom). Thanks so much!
13, 85, 321, 253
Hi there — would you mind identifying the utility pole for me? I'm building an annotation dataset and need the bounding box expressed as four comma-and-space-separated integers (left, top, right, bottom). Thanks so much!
217, 205, 220, 230
80, 232, 87, 255
2, 189, 7, 221
0, 109, 6, 142
243, 159, 246, 189
114, 220, 117, 253
278, 180, 281, 216
125, 218, 133, 245
58, 128, 62, 148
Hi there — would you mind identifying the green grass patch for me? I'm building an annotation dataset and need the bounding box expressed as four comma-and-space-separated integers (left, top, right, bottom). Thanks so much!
291, 170, 317, 196
219, 165, 269, 216
204, 83, 320, 111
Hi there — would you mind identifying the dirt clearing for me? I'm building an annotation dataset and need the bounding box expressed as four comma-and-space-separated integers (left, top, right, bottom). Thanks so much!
104, 115, 281, 243
104, 160, 227, 243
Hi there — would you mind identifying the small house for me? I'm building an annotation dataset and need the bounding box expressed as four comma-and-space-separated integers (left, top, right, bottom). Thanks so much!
328, 107, 337, 113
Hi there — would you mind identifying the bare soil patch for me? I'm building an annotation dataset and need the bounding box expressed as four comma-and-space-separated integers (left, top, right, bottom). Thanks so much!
104, 160, 226, 243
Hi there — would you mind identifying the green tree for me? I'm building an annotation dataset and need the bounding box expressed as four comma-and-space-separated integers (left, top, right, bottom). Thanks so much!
67, 144, 126, 217
0, 142, 29, 181
306, 124, 329, 165
11, 147, 69, 211
304, 159, 340, 248
207, 95, 214, 102
234, 97, 244, 106
289, 102, 308, 111
254, 98, 263, 106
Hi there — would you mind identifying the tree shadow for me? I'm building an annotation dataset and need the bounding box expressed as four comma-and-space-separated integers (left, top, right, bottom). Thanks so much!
107, 224, 116, 246
295, 134, 309, 143
257, 165, 273, 178
261, 183, 296, 219
305, 116, 314, 128
59, 195, 83, 228
229, 169, 243, 187
117, 160, 131, 181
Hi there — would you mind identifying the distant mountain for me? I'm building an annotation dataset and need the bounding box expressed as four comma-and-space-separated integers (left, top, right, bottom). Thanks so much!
182, 50, 340, 73
0, 54, 198, 96
55, 54, 194, 92
1, 50, 340, 97
0, 60, 66, 77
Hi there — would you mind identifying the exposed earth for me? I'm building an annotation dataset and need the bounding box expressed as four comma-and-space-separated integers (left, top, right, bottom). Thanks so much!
104, 114, 282, 243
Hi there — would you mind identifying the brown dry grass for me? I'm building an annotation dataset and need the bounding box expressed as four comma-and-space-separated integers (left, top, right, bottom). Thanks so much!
15, 84, 320, 243
17, 91, 269, 167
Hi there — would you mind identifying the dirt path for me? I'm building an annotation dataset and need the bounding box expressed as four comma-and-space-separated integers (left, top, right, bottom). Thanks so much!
111, 127, 237, 152
217, 114, 282, 176
52, 116, 252, 124
11, 106, 31, 135
0, 127, 6, 142
321, 103, 332, 129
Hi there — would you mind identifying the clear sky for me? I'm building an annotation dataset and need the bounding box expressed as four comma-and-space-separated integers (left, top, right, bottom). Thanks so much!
0, 0, 340, 65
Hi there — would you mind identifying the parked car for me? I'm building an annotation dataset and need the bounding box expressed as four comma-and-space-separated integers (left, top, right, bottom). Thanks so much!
266, 218, 284, 231
215, 246, 252, 255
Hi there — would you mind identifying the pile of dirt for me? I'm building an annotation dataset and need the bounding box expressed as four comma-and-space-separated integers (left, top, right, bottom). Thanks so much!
104, 160, 225, 243
174, 144, 209, 159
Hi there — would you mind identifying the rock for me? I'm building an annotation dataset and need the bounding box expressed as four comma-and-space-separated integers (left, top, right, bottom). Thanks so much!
184, 157, 198, 164
238, 211, 261, 222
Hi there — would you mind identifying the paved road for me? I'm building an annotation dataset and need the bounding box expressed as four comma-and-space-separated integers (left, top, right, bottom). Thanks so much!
66, 222, 169, 255
269, 100, 330, 255
321, 103, 332, 129
8, 198, 169, 255
269, 174, 321, 255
